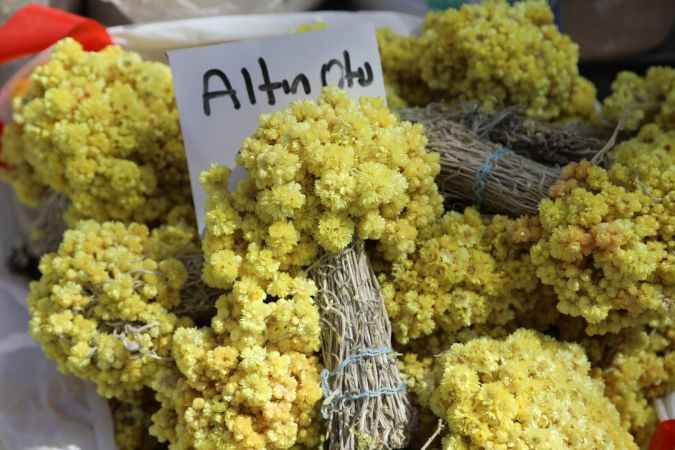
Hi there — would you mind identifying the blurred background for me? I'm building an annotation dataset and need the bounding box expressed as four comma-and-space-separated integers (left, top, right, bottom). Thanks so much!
2, 0, 675, 97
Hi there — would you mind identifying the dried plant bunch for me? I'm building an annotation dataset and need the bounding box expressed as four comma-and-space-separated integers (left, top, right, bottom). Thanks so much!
413, 114, 561, 216
310, 241, 414, 450
0, 38, 193, 225
377, 0, 597, 121
399, 102, 611, 166
185, 87, 446, 449
531, 161, 674, 335
27, 220, 196, 399
380, 208, 548, 345
427, 329, 638, 449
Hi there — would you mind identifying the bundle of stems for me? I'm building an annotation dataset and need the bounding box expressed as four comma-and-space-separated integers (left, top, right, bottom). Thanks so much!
416, 115, 561, 216
309, 241, 414, 450
173, 252, 220, 324
9, 191, 69, 278
399, 102, 613, 166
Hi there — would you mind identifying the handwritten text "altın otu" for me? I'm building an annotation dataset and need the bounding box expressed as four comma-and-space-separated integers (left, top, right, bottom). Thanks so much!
202, 50, 374, 116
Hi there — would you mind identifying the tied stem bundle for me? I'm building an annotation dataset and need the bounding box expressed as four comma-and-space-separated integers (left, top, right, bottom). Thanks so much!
10, 191, 68, 277
310, 241, 414, 450
174, 252, 220, 324
399, 103, 611, 166
416, 116, 560, 216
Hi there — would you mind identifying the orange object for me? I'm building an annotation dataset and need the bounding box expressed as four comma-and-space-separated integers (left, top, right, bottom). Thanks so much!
0, 4, 112, 169
0, 4, 112, 65
650, 420, 675, 450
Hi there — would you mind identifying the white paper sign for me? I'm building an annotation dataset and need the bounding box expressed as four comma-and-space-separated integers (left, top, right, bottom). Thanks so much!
168, 24, 386, 232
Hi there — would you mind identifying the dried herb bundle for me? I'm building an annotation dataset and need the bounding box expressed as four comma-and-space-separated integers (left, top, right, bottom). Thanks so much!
418, 116, 561, 216
9, 191, 68, 278
399, 102, 612, 166
310, 241, 414, 450
174, 252, 219, 324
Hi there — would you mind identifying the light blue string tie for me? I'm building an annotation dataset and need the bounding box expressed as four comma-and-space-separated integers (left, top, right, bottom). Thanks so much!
472, 146, 512, 208
320, 346, 406, 419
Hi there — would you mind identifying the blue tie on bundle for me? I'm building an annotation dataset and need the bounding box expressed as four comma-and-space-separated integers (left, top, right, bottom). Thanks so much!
472, 146, 512, 208
319, 346, 406, 419
425, 0, 562, 29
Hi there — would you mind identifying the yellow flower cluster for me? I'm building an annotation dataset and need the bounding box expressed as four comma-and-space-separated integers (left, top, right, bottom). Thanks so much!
603, 67, 675, 131
532, 160, 674, 334
397, 353, 441, 450
27, 220, 194, 398
377, 0, 596, 120
610, 124, 675, 200
0, 38, 192, 225
161, 88, 443, 450
600, 325, 675, 448
151, 327, 323, 450
380, 208, 547, 344
376, 28, 434, 108
428, 329, 637, 449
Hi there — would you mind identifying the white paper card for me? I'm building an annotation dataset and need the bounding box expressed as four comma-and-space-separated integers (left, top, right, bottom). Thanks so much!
168, 24, 386, 233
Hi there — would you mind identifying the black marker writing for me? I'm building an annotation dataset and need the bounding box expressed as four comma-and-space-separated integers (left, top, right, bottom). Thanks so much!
257, 58, 284, 106
282, 74, 311, 96
202, 69, 240, 116
257, 58, 311, 106
320, 50, 373, 88
241, 67, 256, 105
320, 58, 344, 88
201, 49, 373, 115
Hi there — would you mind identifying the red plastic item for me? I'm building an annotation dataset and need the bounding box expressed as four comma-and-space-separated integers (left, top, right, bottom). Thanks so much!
0, 4, 112, 65
650, 420, 675, 450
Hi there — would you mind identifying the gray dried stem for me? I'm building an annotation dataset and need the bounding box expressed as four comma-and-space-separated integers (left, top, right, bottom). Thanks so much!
417, 115, 561, 216
24, 190, 69, 257
399, 102, 611, 166
309, 241, 414, 450
174, 252, 220, 322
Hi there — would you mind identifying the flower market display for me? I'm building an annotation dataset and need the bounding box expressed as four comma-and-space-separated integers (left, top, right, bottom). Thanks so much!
0, 1, 673, 450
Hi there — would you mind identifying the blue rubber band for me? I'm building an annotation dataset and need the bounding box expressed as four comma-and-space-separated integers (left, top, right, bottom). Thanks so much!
472, 146, 512, 207
320, 347, 405, 419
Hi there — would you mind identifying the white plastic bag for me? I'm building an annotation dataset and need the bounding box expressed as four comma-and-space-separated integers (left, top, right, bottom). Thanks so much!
98, 0, 322, 23
0, 185, 116, 450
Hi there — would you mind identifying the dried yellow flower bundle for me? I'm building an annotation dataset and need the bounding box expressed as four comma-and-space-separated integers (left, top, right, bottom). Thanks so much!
0, 38, 192, 225
27, 220, 195, 398
161, 87, 444, 450
381, 208, 548, 345
600, 326, 675, 448
377, 0, 596, 121
376, 28, 434, 109
429, 329, 638, 450
531, 160, 674, 335
151, 327, 324, 450
603, 67, 675, 131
